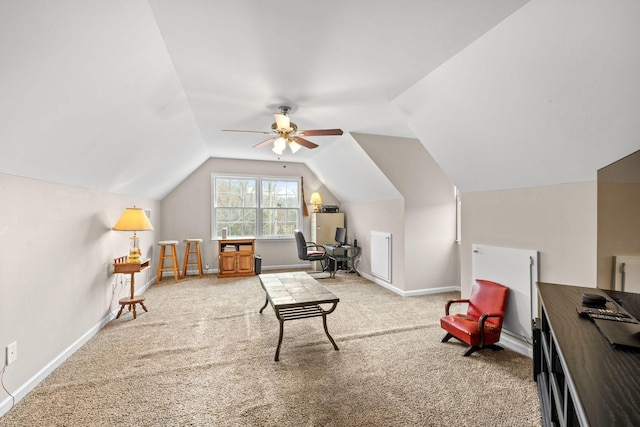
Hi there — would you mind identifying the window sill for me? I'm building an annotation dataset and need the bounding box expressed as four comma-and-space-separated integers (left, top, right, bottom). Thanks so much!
212, 236, 294, 242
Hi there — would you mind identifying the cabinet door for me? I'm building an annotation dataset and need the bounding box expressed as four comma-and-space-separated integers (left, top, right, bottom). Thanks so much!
236, 252, 254, 273
313, 213, 345, 245
219, 252, 237, 275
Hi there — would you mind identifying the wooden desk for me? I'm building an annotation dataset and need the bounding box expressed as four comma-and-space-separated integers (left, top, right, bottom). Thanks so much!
113, 256, 150, 319
258, 271, 340, 361
536, 282, 640, 426
324, 244, 361, 277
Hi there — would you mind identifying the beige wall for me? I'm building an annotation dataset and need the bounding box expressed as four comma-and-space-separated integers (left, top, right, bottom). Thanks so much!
597, 150, 640, 289
160, 157, 340, 271
353, 134, 459, 293
461, 182, 597, 298
341, 198, 406, 286
0, 173, 159, 413
597, 182, 640, 288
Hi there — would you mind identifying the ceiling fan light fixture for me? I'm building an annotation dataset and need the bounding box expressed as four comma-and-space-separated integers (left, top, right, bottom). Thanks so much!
288, 139, 301, 153
223, 105, 342, 154
272, 137, 286, 155
274, 112, 291, 132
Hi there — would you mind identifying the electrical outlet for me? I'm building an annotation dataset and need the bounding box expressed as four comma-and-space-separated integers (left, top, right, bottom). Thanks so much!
6, 341, 17, 365
205, 264, 210, 270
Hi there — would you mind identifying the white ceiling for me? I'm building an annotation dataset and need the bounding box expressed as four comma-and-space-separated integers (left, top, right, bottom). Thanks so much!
394, 0, 640, 192
2, 1, 638, 200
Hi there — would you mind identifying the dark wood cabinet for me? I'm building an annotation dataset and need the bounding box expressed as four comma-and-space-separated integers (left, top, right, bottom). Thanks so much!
535, 282, 640, 426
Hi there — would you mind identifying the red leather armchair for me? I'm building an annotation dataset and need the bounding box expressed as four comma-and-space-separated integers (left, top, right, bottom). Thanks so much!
440, 279, 509, 356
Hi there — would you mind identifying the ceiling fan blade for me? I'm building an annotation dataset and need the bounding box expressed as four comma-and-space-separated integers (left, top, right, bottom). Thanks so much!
294, 137, 319, 149
223, 129, 272, 134
253, 137, 276, 149
274, 113, 290, 131
298, 129, 343, 136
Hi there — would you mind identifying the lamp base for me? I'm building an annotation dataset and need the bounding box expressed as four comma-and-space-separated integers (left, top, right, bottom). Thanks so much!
127, 250, 141, 263
127, 232, 141, 263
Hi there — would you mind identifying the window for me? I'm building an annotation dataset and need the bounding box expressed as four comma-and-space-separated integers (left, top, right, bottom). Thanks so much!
212, 175, 301, 239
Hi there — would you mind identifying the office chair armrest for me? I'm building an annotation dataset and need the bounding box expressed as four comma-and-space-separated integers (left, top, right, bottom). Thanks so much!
478, 312, 505, 347
306, 242, 326, 253
445, 299, 470, 315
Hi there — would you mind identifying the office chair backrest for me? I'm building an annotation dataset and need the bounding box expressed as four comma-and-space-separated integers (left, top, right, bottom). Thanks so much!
294, 229, 308, 260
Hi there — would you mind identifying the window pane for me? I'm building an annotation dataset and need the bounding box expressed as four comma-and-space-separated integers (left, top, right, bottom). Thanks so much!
263, 179, 298, 208
217, 193, 230, 206
217, 178, 255, 208
262, 208, 299, 237
213, 175, 300, 239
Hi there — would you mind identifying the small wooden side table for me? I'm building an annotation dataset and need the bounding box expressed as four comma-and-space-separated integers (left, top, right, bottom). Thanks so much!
113, 256, 150, 319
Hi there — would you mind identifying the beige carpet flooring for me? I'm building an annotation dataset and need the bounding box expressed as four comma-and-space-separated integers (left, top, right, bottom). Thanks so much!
0, 271, 541, 426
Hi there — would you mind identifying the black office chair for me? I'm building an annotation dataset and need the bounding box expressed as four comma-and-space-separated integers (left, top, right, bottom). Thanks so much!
294, 229, 330, 274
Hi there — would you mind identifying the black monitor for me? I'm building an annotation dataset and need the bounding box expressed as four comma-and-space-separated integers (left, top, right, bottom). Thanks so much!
335, 227, 346, 246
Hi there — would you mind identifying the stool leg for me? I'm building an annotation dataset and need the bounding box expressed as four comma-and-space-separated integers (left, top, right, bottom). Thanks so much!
182, 242, 190, 279
196, 243, 203, 277
157, 246, 165, 282
171, 244, 179, 283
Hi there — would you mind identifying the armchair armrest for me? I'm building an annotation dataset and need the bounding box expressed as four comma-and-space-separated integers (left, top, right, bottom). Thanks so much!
478, 312, 506, 347
445, 298, 470, 315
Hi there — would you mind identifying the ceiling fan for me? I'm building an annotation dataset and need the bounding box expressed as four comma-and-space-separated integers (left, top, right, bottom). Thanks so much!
223, 106, 343, 155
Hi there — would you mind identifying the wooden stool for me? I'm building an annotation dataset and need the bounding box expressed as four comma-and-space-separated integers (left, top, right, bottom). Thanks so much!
157, 240, 179, 283
182, 238, 203, 278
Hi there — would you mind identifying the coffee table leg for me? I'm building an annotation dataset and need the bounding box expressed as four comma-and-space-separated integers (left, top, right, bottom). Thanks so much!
259, 296, 268, 313
322, 302, 339, 351
323, 313, 339, 351
275, 316, 285, 361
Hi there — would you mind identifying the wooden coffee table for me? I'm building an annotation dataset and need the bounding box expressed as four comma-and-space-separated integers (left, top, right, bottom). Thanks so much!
258, 271, 340, 361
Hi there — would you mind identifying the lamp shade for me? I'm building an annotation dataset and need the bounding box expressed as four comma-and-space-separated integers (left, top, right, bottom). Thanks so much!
309, 192, 322, 206
113, 207, 154, 231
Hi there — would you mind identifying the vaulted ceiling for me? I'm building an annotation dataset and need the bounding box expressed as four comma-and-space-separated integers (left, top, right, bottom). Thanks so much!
1, 1, 639, 201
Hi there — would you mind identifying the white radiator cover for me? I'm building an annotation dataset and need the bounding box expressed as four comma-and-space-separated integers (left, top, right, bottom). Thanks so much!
471, 244, 539, 342
371, 231, 392, 282
612, 255, 640, 293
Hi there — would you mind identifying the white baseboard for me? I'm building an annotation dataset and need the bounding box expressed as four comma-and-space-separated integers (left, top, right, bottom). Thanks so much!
0, 275, 156, 418
499, 332, 533, 358
177, 264, 310, 277
0, 398, 10, 417
262, 264, 309, 271
403, 286, 462, 297
358, 272, 461, 297
0, 311, 113, 417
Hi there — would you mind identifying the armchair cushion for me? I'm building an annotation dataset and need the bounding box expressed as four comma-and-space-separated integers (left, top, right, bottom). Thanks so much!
440, 314, 503, 347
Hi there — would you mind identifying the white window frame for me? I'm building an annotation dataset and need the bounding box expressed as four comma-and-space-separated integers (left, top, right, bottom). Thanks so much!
212, 174, 302, 240
455, 186, 461, 243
